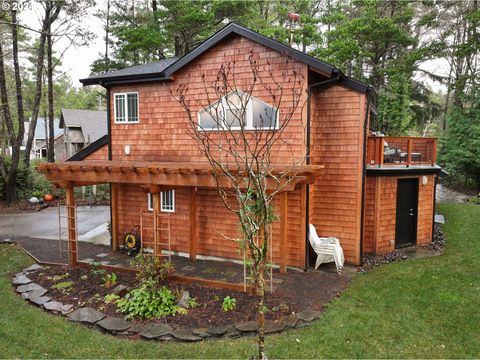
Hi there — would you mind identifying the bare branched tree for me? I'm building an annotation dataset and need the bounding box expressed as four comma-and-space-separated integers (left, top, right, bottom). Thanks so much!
174, 53, 307, 359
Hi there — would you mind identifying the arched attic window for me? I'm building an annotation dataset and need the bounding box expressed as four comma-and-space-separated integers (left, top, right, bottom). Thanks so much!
198, 90, 279, 131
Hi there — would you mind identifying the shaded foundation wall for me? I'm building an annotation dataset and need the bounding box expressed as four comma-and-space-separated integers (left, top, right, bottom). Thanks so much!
363, 174, 436, 254
115, 184, 305, 268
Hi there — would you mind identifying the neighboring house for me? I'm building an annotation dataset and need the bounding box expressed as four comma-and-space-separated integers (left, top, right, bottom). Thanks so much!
23, 118, 64, 160
59, 109, 107, 159
38, 23, 441, 270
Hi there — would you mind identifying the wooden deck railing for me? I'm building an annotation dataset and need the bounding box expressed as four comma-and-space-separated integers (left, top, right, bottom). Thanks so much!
366, 136, 437, 167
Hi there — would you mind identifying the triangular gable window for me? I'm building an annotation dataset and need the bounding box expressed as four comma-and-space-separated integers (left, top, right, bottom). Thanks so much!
198, 91, 279, 130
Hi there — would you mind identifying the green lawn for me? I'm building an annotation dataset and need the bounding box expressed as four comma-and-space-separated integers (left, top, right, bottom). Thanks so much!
0, 203, 479, 358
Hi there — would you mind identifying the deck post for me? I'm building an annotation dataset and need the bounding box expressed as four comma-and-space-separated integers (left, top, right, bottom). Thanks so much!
110, 183, 119, 251
189, 187, 197, 261
65, 186, 77, 265
279, 191, 288, 274
152, 192, 161, 256
299, 184, 307, 270
407, 138, 413, 166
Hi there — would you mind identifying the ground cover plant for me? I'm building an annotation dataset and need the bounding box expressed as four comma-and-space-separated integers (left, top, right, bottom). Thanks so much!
0, 203, 479, 358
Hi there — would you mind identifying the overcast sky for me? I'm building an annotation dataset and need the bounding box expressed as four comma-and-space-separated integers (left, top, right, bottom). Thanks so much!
19, 1, 447, 92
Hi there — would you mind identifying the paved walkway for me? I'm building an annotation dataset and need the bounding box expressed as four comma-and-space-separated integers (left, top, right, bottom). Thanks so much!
0, 206, 110, 244
436, 183, 470, 203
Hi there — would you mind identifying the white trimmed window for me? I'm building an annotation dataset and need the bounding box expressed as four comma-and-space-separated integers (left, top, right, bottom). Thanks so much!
114, 92, 139, 123
148, 190, 175, 212
198, 91, 278, 130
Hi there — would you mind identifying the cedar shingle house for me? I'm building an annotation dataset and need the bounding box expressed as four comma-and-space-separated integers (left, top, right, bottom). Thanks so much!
60, 109, 107, 159
38, 23, 441, 271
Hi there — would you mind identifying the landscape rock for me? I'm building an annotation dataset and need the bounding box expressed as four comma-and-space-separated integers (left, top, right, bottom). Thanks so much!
279, 315, 298, 328
29, 196, 39, 204
176, 290, 190, 308
171, 328, 202, 342
193, 328, 210, 338
60, 304, 74, 315
68, 307, 105, 324
236, 321, 258, 333
207, 325, 230, 336
296, 309, 321, 322
97, 317, 131, 333
111, 284, 128, 296
23, 264, 42, 272
140, 323, 173, 339
29, 295, 51, 306
16, 283, 44, 293
12, 275, 32, 285
264, 320, 285, 334
0, 238, 14, 244
44, 301, 64, 313
21, 288, 48, 300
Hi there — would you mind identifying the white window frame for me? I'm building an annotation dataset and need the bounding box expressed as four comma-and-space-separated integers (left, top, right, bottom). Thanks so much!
160, 190, 175, 213
114, 92, 139, 124
147, 190, 175, 213
197, 91, 279, 131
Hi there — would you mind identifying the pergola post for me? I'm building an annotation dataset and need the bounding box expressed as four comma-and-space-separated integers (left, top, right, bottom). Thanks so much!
152, 192, 161, 256
299, 184, 307, 269
65, 186, 77, 265
279, 191, 288, 274
189, 187, 197, 261
110, 183, 119, 251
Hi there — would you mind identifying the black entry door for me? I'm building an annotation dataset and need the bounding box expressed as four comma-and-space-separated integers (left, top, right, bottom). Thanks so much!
395, 178, 418, 248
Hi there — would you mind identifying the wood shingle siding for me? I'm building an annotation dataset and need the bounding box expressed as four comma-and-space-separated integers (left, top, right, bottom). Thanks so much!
309, 85, 367, 265
110, 36, 307, 268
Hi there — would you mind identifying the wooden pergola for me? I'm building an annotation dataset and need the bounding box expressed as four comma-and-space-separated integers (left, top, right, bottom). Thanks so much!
37, 160, 323, 274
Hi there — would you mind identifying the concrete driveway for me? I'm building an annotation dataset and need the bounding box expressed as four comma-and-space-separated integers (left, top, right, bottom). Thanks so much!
0, 205, 110, 245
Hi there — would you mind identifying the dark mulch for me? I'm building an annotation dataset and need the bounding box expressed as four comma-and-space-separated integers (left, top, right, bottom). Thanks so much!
0, 200, 37, 214
27, 264, 349, 328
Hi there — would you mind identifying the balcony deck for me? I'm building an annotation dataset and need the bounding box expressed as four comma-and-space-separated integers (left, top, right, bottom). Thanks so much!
366, 135, 437, 169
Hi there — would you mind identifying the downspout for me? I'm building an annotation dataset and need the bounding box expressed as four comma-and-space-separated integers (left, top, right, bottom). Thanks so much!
432, 174, 438, 242
359, 87, 372, 263
104, 84, 113, 249
304, 70, 341, 270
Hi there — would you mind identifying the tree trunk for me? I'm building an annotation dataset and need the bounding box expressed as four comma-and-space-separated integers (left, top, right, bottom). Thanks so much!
47, 25, 55, 162
257, 263, 266, 360
0, 10, 26, 204
24, 1, 62, 167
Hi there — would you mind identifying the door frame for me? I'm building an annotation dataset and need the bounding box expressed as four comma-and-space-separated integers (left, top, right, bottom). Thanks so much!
395, 177, 419, 249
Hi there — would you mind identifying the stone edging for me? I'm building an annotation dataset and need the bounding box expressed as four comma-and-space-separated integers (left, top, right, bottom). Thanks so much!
12, 264, 321, 342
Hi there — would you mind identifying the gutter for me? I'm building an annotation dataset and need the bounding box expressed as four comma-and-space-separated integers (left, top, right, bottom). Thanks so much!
304, 71, 341, 270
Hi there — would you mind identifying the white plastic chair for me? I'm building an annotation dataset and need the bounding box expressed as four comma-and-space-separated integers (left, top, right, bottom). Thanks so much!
308, 224, 345, 273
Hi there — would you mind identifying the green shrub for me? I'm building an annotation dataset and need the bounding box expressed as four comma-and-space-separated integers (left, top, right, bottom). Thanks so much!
222, 296, 236, 312
103, 272, 117, 288
116, 283, 179, 319
130, 254, 174, 286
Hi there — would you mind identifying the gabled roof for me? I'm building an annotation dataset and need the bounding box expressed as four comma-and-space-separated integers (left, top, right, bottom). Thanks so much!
60, 109, 107, 143
27, 118, 62, 140
80, 23, 371, 94
80, 58, 178, 85
67, 135, 109, 161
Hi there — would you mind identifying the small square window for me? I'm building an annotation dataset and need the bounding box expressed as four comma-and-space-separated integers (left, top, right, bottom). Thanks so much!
114, 92, 139, 123
147, 191, 175, 213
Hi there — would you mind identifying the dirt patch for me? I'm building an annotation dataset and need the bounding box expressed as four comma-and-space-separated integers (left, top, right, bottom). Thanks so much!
27, 264, 349, 328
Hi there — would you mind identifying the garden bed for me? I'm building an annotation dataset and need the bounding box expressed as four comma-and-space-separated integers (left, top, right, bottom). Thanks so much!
14, 260, 350, 341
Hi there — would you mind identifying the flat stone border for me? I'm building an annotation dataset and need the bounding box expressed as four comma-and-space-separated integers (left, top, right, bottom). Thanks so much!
12, 264, 322, 342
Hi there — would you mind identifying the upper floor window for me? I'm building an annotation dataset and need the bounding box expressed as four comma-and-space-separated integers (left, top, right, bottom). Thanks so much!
114, 92, 139, 123
148, 190, 175, 213
198, 91, 278, 131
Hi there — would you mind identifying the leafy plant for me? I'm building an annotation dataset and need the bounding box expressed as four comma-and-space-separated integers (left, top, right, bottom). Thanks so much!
187, 296, 200, 308
89, 261, 106, 276
47, 273, 70, 281
222, 296, 236, 312
103, 272, 117, 288
104, 294, 120, 304
116, 283, 179, 319
51, 281, 74, 290
130, 254, 174, 287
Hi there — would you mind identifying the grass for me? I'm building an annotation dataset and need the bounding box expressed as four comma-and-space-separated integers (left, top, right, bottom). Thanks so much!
0, 203, 479, 358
